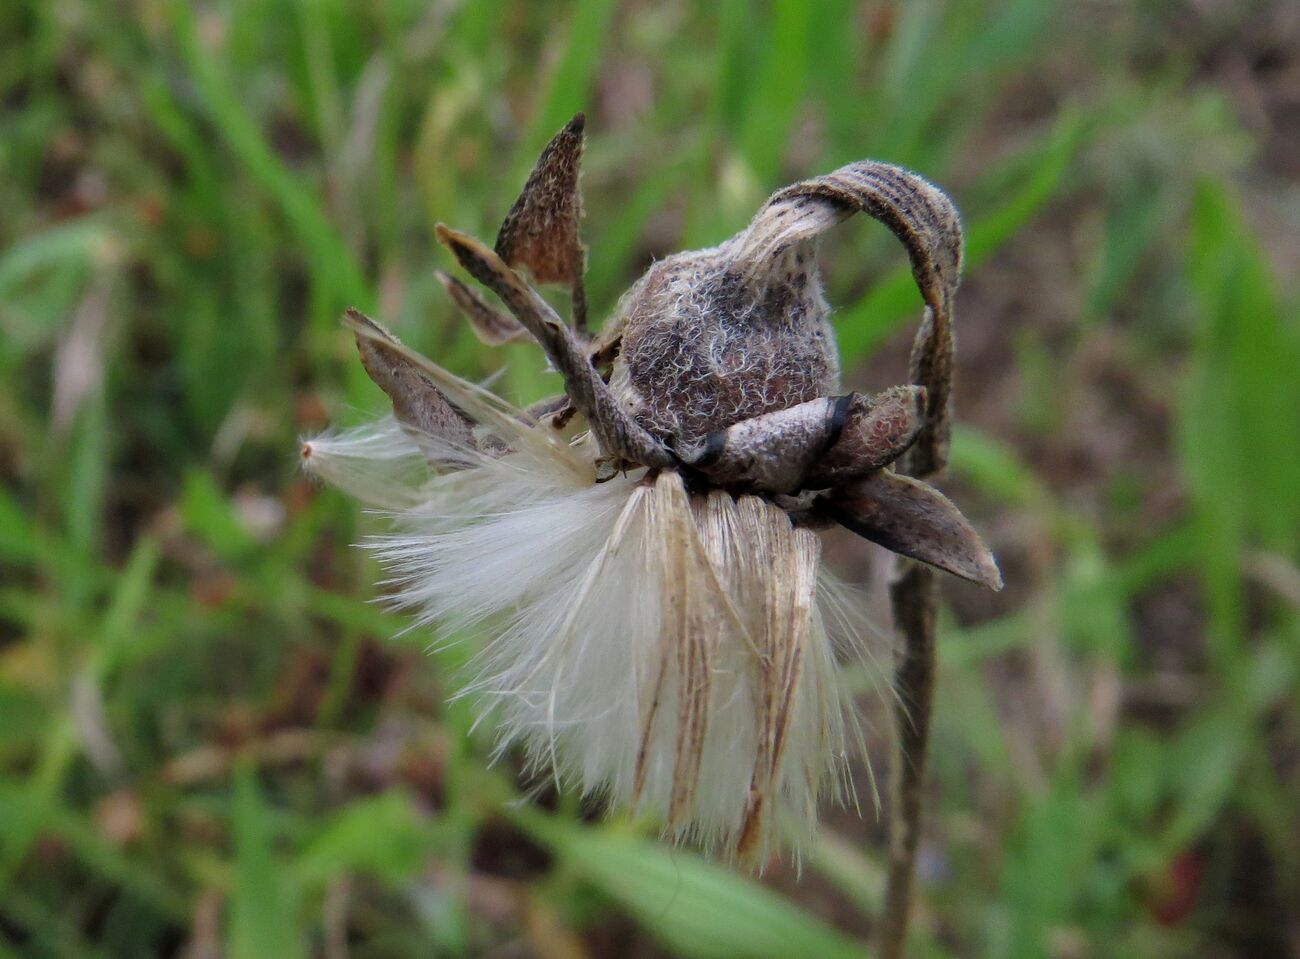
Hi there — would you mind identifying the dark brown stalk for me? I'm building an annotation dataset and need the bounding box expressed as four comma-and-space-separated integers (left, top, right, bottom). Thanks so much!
570, 276, 588, 338
867, 169, 962, 956
876, 291, 956, 957
876, 350, 950, 959
877, 561, 937, 959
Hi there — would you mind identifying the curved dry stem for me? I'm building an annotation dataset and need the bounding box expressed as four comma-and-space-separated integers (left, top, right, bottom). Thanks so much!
747, 161, 962, 480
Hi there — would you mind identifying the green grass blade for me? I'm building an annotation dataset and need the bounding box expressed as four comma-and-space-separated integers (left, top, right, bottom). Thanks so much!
515, 811, 865, 959
517, 0, 620, 175
168, 0, 369, 311
297, 790, 436, 885
734, 0, 813, 184
229, 766, 307, 959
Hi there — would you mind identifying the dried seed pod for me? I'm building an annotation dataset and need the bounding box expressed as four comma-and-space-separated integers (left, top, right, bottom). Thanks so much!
609, 161, 963, 470
608, 248, 839, 443
309, 121, 995, 877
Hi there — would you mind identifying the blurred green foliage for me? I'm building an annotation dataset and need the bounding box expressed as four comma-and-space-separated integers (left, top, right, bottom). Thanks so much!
1, 0, 1297, 957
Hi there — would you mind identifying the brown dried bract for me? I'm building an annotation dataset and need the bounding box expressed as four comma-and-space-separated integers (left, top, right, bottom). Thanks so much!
819, 470, 1002, 590
495, 113, 589, 332
435, 269, 527, 345
346, 308, 476, 466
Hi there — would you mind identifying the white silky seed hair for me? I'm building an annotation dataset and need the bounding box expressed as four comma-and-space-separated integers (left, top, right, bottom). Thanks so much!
302, 368, 885, 865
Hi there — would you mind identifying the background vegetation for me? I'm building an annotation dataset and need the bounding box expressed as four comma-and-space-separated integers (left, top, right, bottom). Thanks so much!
2, 0, 1298, 956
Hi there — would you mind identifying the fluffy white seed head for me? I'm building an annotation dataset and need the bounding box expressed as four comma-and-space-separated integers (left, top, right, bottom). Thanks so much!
303, 375, 885, 865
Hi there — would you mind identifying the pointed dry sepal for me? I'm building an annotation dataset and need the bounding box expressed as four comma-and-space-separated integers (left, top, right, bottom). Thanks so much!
345, 308, 477, 466
678, 397, 842, 492
495, 113, 589, 333
435, 270, 527, 345
678, 386, 926, 494
803, 386, 926, 488
435, 224, 673, 469
818, 470, 1002, 590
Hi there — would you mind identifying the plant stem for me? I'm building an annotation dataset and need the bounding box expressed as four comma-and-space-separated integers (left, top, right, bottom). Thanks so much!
877, 561, 938, 959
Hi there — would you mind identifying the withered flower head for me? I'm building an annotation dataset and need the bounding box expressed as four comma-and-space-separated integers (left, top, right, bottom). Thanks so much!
303, 116, 1000, 866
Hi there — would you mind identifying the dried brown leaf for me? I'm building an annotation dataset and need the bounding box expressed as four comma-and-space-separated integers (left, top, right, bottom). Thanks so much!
803, 385, 926, 487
